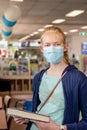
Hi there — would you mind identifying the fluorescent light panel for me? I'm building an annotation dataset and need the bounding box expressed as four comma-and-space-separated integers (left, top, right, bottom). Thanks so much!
19, 35, 30, 41
44, 24, 53, 28
52, 19, 65, 24
38, 28, 44, 32
10, 0, 24, 2
64, 32, 68, 35
81, 26, 87, 29
33, 32, 38, 35
69, 29, 78, 33
66, 10, 85, 17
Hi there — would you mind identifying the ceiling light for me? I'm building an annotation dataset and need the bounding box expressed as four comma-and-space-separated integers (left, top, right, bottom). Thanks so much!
52, 19, 65, 24
19, 35, 30, 41
81, 26, 87, 29
44, 24, 53, 28
64, 32, 68, 35
66, 10, 85, 17
30, 33, 34, 36
69, 29, 78, 33
11, 0, 23, 1
38, 28, 44, 32
33, 32, 38, 35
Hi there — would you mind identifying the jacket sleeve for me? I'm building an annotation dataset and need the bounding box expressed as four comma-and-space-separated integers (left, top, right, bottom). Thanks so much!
67, 75, 87, 130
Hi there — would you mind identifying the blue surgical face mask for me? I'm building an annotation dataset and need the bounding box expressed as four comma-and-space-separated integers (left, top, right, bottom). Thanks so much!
43, 46, 64, 64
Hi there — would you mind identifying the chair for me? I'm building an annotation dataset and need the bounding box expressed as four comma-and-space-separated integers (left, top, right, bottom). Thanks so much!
0, 96, 2, 108
3, 94, 33, 130
4, 94, 32, 130
4, 95, 11, 109
3, 95, 13, 130
0, 96, 7, 130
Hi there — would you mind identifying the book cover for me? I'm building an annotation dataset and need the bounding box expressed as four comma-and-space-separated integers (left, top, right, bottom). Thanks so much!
7, 108, 50, 122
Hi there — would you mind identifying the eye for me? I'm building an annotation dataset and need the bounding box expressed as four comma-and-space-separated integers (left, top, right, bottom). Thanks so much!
44, 43, 50, 47
54, 42, 61, 46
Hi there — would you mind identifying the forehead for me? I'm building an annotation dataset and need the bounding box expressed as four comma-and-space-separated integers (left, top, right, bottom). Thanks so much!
42, 31, 63, 43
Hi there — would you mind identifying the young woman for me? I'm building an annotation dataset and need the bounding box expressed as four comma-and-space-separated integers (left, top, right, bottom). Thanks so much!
14, 26, 87, 130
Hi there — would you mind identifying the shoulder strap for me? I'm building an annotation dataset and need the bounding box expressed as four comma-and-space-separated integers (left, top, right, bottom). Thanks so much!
37, 71, 67, 112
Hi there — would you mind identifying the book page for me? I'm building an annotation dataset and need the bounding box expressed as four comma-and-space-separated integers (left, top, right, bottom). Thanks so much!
7, 108, 49, 122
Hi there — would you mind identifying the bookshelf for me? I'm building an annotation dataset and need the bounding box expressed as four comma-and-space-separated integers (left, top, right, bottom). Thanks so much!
0, 57, 34, 94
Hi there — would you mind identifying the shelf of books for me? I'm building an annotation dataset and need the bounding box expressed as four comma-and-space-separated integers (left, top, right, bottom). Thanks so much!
0, 57, 38, 94
0, 41, 47, 95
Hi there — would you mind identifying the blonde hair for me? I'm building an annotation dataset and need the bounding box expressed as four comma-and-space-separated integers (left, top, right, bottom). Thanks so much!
41, 26, 70, 65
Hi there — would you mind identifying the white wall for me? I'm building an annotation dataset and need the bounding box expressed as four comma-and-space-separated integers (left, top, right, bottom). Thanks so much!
67, 34, 87, 59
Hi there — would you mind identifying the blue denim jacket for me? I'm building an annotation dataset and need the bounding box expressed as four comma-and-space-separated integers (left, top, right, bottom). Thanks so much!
26, 65, 87, 130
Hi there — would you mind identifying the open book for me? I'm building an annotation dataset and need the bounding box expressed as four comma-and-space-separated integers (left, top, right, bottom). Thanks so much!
7, 108, 50, 122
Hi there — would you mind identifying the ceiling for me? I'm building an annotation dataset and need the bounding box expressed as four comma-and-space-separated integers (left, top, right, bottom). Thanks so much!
0, 0, 87, 41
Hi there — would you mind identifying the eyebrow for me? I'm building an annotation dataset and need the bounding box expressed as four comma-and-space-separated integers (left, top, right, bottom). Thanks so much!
43, 41, 62, 44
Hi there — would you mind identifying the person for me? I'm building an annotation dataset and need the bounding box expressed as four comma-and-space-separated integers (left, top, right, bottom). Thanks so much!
71, 53, 79, 68
14, 50, 19, 59
14, 26, 87, 130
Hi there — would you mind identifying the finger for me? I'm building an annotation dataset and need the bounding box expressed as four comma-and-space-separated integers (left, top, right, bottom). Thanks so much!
30, 119, 38, 123
16, 119, 25, 124
14, 118, 25, 124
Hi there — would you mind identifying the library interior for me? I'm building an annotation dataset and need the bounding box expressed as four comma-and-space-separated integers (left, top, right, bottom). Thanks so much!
0, 0, 87, 130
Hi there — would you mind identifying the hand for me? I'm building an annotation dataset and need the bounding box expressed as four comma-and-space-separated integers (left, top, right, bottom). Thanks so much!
30, 118, 60, 130
13, 117, 29, 125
